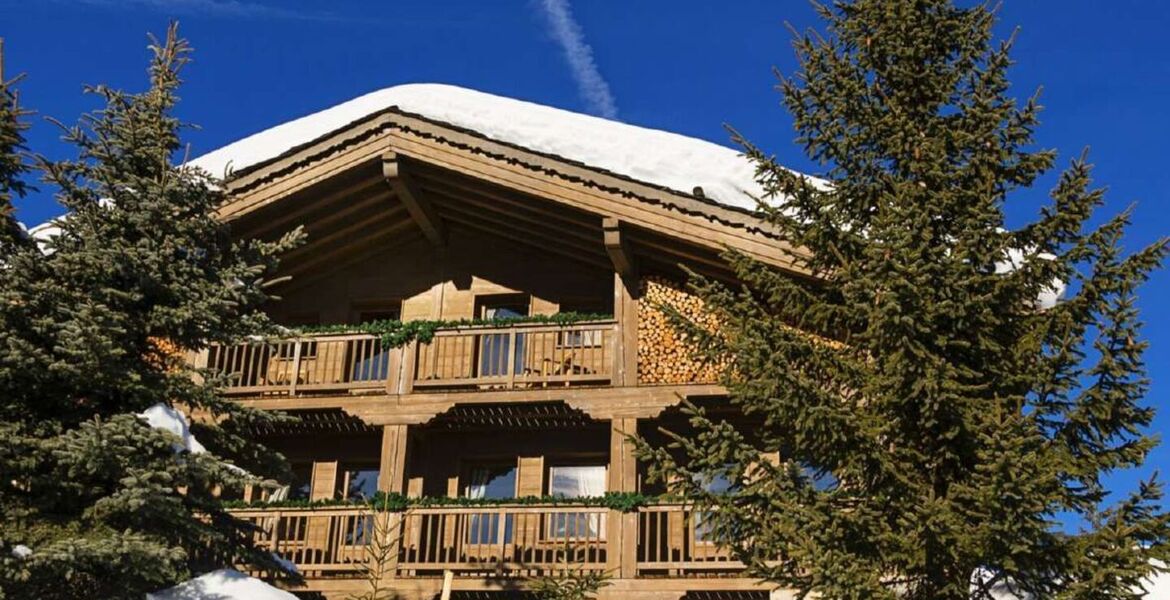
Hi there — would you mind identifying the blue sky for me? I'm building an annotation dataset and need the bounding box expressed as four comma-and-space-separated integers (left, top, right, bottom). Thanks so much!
3, 1, 1169, 513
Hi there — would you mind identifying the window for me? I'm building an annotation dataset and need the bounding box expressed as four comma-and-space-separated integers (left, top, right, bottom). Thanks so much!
336, 465, 379, 546
464, 463, 517, 545
558, 329, 603, 348
337, 465, 380, 500
556, 298, 607, 347
266, 463, 313, 502
692, 471, 735, 543
465, 463, 517, 499
474, 295, 530, 377
475, 294, 530, 320
547, 464, 607, 539
548, 464, 607, 498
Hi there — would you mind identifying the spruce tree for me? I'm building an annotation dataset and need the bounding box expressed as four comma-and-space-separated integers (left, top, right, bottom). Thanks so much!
0, 56, 30, 252
0, 25, 303, 600
637, 2, 1169, 599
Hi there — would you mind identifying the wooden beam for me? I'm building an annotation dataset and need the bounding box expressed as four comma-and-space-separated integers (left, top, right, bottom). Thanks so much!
434, 196, 609, 262
420, 182, 602, 247
411, 166, 600, 231
280, 203, 406, 263
237, 176, 385, 239
280, 217, 418, 283
275, 229, 421, 295
603, 217, 636, 278
442, 218, 612, 271
383, 151, 445, 246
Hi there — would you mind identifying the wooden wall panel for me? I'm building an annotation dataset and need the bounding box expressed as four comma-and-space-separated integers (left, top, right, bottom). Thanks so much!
516, 456, 545, 496
271, 230, 611, 326
310, 461, 338, 501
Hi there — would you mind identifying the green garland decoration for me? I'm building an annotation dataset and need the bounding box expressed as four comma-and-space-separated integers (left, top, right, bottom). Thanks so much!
279, 312, 613, 350
223, 491, 673, 513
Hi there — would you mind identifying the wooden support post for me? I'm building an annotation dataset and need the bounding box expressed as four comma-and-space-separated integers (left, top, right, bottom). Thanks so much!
605, 217, 640, 387
379, 425, 410, 494
608, 417, 639, 578
378, 425, 411, 583
383, 151, 446, 246
613, 271, 640, 387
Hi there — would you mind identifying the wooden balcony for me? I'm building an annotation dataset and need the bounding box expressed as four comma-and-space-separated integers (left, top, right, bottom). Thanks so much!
198, 320, 618, 397
231, 502, 740, 581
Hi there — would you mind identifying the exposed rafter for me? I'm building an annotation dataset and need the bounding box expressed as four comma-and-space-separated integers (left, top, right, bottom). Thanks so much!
383, 151, 446, 247
280, 217, 419, 284
236, 175, 385, 240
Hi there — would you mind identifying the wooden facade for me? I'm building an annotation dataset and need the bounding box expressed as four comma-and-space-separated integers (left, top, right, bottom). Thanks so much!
200, 105, 809, 599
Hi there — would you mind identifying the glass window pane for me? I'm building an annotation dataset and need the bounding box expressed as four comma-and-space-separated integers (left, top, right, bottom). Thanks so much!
288, 464, 312, 500
466, 465, 517, 499
464, 464, 517, 545
548, 465, 607, 498
342, 468, 380, 500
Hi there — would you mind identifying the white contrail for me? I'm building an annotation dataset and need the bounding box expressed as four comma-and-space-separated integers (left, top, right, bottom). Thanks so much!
537, 0, 618, 120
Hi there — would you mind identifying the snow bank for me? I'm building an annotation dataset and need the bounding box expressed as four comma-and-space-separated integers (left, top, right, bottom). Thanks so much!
189, 83, 788, 212
137, 403, 207, 454
146, 569, 297, 600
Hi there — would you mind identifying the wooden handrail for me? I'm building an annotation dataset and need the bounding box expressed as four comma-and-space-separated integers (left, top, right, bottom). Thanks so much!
199, 321, 620, 397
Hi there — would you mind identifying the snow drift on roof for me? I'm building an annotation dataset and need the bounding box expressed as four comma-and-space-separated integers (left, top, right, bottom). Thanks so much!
190, 83, 780, 212
146, 569, 297, 600
137, 402, 207, 454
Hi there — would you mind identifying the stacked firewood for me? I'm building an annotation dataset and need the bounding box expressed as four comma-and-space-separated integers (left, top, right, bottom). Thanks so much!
637, 276, 728, 384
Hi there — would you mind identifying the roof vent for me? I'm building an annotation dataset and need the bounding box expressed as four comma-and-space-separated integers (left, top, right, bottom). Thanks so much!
692, 186, 706, 198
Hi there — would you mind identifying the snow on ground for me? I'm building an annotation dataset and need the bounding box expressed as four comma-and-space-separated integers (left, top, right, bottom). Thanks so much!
137, 403, 207, 454
189, 83, 793, 212
145, 569, 297, 600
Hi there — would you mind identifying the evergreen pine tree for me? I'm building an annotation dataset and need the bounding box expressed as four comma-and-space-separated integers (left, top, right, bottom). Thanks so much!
0, 53, 30, 252
636, 2, 1169, 599
0, 25, 303, 600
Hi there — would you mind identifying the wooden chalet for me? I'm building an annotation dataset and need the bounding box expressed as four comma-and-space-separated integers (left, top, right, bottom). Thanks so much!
193, 84, 810, 600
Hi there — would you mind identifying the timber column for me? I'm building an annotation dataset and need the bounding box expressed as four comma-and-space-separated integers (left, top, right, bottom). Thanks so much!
378, 424, 411, 583
607, 417, 639, 578
605, 216, 639, 387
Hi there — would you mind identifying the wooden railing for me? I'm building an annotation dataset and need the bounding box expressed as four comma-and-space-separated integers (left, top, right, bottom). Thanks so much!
636, 504, 743, 576
231, 503, 742, 581
233, 506, 375, 578
412, 320, 616, 391
202, 333, 395, 396
397, 505, 609, 577
199, 320, 618, 396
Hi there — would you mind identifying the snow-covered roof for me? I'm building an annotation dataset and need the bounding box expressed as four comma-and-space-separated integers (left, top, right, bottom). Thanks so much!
190, 83, 775, 212
971, 560, 1169, 599
146, 569, 297, 600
